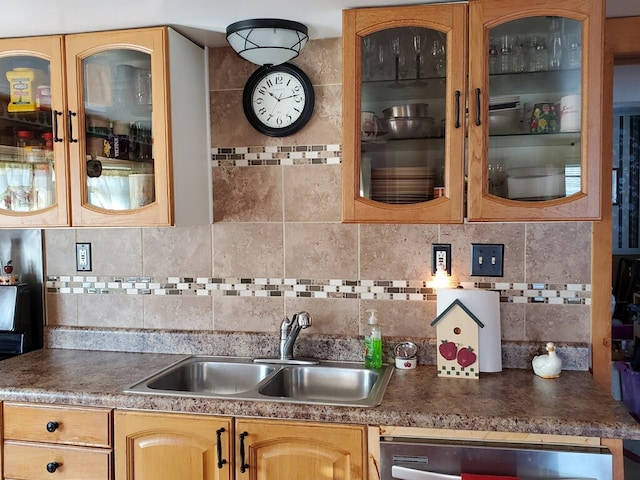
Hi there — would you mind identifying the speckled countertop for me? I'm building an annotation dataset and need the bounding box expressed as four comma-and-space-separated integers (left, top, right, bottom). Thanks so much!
0, 348, 638, 440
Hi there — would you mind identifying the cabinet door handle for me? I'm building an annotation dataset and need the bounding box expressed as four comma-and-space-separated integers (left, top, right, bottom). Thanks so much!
46, 421, 59, 432
454, 90, 461, 129
67, 111, 78, 143
475, 88, 481, 126
216, 427, 227, 469
239, 431, 249, 473
53, 110, 63, 142
46, 462, 60, 473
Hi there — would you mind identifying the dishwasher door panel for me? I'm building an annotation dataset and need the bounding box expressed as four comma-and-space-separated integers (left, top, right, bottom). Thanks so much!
379, 437, 611, 480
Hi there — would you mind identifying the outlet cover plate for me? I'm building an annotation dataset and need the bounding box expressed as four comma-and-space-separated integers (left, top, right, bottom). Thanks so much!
471, 243, 504, 277
76, 243, 92, 272
432, 243, 451, 275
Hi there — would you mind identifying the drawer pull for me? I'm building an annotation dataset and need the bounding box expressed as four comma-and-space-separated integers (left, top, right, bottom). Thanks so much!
46, 421, 59, 432
46, 462, 60, 473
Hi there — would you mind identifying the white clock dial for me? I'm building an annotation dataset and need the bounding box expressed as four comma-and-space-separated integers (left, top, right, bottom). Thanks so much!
251, 71, 306, 128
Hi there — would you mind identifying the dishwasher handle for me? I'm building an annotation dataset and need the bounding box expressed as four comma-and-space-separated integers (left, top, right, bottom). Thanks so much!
392, 466, 461, 480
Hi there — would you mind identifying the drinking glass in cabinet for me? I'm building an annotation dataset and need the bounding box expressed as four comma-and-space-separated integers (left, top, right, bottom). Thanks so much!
487, 15, 583, 203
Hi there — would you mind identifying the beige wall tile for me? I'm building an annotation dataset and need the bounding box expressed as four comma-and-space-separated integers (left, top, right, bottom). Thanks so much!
361, 299, 436, 338
72, 228, 142, 276
440, 223, 525, 283
213, 166, 283, 222
45, 293, 78, 326
283, 164, 341, 222
293, 38, 342, 86
360, 224, 438, 281
524, 303, 590, 343
284, 297, 359, 335
500, 302, 526, 341
213, 295, 284, 332
292, 84, 342, 145
213, 223, 284, 277
43, 229, 77, 275
77, 294, 144, 328
285, 223, 358, 279
143, 295, 213, 330
209, 46, 257, 91
142, 225, 212, 278
525, 223, 591, 284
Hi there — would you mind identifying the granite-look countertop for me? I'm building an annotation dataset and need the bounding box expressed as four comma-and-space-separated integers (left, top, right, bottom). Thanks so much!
0, 348, 638, 440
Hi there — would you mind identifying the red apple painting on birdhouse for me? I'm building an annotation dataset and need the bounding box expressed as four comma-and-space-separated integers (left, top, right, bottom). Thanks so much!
430, 299, 484, 379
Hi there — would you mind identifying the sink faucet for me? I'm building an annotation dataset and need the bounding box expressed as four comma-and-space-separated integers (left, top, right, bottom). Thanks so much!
279, 311, 312, 360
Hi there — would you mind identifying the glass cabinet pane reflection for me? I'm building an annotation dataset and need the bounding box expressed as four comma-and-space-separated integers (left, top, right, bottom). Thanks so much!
360, 27, 446, 205
487, 16, 582, 202
83, 48, 155, 211
0, 55, 55, 213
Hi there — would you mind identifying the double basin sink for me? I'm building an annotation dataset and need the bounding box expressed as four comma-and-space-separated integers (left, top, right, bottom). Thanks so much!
126, 356, 394, 407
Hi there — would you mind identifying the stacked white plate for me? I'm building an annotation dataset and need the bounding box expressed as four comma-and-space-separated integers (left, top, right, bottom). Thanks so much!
370, 166, 435, 204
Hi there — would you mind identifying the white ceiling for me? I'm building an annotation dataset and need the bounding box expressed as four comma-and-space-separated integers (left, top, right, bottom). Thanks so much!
2, 0, 639, 48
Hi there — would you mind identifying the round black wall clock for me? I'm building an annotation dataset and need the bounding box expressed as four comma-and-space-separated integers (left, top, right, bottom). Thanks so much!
242, 63, 315, 137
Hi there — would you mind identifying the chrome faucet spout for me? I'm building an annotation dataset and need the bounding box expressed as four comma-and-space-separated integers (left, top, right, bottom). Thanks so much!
279, 311, 312, 360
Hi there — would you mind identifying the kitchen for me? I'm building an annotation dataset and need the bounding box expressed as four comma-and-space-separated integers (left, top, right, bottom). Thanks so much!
0, 0, 638, 479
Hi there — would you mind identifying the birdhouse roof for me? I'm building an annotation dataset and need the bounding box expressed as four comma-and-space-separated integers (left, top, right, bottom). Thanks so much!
430, 299, 485, 328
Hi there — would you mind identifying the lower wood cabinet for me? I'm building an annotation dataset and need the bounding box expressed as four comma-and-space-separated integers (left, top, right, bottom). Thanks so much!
3, 402, 113, 480
236, 418, 366, 480
114, 411, 366, 480
114, 410, 233, 480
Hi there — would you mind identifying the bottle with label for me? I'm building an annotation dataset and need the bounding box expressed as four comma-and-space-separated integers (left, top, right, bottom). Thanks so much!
364, 309, 383, 369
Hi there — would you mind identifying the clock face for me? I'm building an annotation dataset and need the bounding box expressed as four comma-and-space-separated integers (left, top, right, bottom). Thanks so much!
243, 63, 315, 137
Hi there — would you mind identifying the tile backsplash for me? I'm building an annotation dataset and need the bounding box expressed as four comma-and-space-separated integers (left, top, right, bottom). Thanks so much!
43, 39, 593, 367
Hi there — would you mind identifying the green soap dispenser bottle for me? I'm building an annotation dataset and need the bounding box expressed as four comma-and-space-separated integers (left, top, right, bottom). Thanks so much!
364, 309, 382, 369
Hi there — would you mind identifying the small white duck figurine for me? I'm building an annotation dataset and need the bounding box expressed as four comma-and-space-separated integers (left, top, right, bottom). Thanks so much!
532, 342, 562, 379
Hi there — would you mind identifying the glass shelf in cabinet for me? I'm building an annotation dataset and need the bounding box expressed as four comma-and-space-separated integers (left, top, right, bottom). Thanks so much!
361, 76, 446, 103
489, 68, 581, 97
488, 131, 580, 148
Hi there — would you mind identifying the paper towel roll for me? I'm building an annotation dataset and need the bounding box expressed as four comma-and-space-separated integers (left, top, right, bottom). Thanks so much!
436, 289, 502, 372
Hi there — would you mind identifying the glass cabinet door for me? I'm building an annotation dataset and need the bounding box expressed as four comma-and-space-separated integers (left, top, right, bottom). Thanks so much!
0, 55, 57, 213
467, 0, 603, 221
343, 4, 467, 224
486, 16, 582, 202
82, 48, 155, 212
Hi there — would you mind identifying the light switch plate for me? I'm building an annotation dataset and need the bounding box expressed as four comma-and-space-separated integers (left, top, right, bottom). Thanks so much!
76, 243, 92, 271
471, 243, 504, 277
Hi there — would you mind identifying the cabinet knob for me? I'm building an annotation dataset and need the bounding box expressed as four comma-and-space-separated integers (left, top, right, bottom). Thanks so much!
46, 462, 59, 473
46, 421, 59, 433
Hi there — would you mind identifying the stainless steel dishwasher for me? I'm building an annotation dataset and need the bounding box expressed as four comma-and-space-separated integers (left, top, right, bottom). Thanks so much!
380, 436, 612, 480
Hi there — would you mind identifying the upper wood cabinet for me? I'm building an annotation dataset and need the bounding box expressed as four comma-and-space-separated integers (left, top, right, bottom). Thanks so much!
342, 0, 603, 223
0, 26, 211, 228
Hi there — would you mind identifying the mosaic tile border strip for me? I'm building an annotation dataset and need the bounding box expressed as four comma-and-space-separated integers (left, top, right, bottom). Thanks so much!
211, 145, 342, 166
46, 276, 591, 305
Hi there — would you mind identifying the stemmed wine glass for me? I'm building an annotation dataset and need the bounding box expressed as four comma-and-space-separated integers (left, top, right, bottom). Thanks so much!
392, 35, 401, 80
362, 36, 375, 80
430, 34, 446, 77
412, 30, 427, 79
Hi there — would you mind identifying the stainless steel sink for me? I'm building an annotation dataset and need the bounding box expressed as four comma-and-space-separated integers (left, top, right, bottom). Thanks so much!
258, 365, 382, 403
125, 356, 394, 407
145, 357, 276, 395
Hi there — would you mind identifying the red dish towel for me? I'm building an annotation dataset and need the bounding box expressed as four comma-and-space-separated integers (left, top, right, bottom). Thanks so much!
461, 475, 519, 480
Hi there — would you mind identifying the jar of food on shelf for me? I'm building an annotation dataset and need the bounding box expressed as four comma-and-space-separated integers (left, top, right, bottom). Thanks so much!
15, 130, 34, 161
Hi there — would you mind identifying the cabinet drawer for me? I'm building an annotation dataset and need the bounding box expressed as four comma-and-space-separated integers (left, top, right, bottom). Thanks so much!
4, 403, 112, 447
4, 441, 112, 480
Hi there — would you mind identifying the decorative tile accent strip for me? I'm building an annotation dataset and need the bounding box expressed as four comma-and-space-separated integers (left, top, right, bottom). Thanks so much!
211, 145, 342, 166
46, 276, 591, 304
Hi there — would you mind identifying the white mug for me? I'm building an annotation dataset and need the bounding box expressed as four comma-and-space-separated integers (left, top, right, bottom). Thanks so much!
129, 174, 155, 209
361, 111, 378, 138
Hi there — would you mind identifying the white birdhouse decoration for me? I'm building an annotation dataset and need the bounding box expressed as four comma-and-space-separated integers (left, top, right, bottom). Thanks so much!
431, 299, 485, 379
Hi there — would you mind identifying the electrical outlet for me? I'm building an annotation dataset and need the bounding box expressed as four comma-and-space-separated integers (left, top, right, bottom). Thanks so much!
432, 244, 451, 275
470, 243, 504, 277
76, 243, 92, 272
